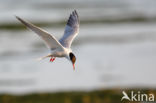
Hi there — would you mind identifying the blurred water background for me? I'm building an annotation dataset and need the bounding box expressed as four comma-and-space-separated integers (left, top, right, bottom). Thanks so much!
0, 0, 156, 95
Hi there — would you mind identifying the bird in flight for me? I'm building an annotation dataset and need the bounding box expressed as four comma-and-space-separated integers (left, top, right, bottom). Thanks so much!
16, 10, 79, 70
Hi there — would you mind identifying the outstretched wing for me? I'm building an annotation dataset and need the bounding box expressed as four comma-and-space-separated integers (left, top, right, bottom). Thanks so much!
16, 16, 64, 50
59, 10, 79, 48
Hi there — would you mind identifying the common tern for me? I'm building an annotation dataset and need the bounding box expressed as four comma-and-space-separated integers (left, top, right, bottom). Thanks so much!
16, 10, 79, 70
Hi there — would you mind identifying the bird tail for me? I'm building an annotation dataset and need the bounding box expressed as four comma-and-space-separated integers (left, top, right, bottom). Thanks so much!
36, 54, 52, 61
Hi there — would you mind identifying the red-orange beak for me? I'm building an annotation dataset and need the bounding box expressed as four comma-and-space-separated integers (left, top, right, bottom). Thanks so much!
73, 64, 75, 70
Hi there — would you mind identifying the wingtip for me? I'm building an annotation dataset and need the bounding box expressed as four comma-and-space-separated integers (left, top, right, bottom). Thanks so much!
15, 15, 23, 23
72, 10, 77, 15
67, 10, 79, 26
73, 9, 77, 13
74, 10, 78, 15
15, 15, 32, 28
71, 9, 78, 15
15, 15, 20, 20
73, 9, 79, 22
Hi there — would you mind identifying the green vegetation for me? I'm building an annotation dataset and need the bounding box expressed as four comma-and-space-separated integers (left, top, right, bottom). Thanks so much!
0, 89, 156, 103
0, 22, 61, 30
1, 16, 156, 30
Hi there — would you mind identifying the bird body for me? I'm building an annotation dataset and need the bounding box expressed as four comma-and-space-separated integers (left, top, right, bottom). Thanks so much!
16, 10, 79, 70
51, 47, 72, 57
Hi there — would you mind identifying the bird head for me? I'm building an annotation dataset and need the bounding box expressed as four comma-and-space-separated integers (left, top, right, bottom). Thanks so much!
69, 52, 76, 70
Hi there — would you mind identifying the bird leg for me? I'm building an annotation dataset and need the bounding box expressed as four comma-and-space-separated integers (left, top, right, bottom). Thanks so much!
50, 56, 56, 62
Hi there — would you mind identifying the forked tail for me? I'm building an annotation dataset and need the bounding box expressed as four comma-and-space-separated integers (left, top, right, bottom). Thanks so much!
36, 54, 52, 61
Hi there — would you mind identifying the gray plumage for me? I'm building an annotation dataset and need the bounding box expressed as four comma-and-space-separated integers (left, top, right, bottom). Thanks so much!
16, 16, 64, 50
16, 10, 79, 70
59, 10, 79, 48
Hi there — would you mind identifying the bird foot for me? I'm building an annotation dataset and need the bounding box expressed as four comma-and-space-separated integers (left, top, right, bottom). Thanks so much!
50, 57, 55, 62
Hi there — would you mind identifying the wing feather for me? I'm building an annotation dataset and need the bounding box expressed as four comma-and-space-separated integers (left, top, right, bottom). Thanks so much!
59, 10, 79, 48
16, 16, 63, 50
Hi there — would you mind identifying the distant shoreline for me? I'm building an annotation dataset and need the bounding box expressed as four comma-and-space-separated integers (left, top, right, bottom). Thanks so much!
0, 88, 156, 103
